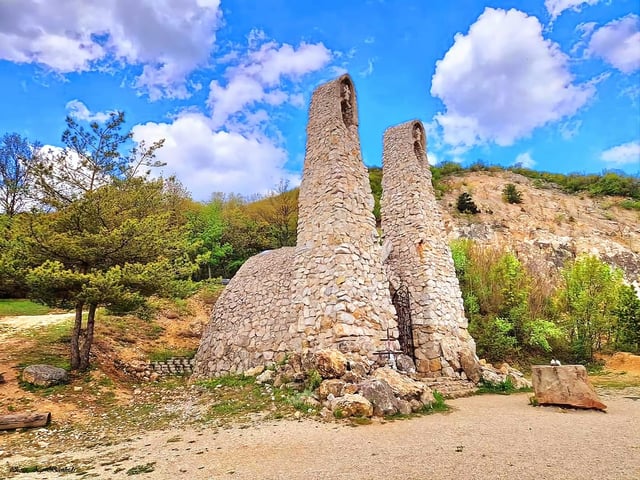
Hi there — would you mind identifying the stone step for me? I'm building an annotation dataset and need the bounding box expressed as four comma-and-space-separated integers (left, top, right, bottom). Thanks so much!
420, 378, 478, 399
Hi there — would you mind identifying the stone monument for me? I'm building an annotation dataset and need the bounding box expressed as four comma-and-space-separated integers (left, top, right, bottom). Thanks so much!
194, 74, 480, 382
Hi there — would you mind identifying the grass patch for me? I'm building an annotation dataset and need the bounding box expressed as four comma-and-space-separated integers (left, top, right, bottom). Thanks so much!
9, 463, 80, 474
475, 378, 532, 395
15, 320, 73, 370
126, 462, 156, 475
0, 299, 52, 316
148, 347, 196, 362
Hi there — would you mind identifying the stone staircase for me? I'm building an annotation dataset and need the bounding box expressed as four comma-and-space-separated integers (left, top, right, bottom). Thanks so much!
421, 377, 478, 399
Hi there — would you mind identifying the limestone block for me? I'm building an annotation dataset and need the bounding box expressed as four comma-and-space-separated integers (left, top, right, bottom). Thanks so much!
318, 379, 346, 400
372, 366, 427, 401
531, 365, 606, 410
22, 365, 68, 387
331, 394, 373, 418
358, 379, 399, 416
313, 349, 347, 378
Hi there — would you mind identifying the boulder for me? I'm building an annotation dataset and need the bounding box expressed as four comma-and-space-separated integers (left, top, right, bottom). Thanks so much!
460, 349, 482, 383
255, 369, 274, 384
372, 366, 430, 401
244, 365, 265, 377
318, 379, 346, 400
358, 379, 398, 416
531, 365, 606, 411
331, 394, 373, 418
313, 349, 347, 379
22, 365, 68, 387
396, 354, 416, 373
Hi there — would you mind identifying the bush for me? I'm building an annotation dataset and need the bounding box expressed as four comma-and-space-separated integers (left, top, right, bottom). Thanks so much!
456, 192, 480, 214
502, 183, 523, 204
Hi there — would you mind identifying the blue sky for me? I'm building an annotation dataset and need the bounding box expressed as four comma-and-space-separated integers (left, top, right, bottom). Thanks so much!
0, 0, 638, 201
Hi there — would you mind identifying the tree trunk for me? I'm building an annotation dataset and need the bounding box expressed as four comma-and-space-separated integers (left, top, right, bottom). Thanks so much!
70, 302, 84, 370
0, 412, 51, 430
79, 303, 97, 371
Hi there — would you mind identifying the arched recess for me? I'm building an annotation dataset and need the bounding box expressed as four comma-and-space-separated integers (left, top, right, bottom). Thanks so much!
340, 77, 356, 128
412, 122, 426, 162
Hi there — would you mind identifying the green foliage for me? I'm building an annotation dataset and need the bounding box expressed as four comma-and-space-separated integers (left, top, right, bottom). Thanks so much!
502, 183, 523, 204
0, 133, 41, 217
368, 167, 382, 224
612, 284, 640, 353
554, 255, 626, 362
456, 192, 479, 214
306, 369, 323, 390
0, 298, 51, 316
476, 377, 515, 394
619, 199, 640, 211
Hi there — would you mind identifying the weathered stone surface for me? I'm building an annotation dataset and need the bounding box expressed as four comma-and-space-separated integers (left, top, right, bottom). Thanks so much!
255, 370, 274, 384
318, 379, 346, 400
381, 121, 479, 378
22, 365, 68, 387
460, 349, 482, 383
372, 366, 430, 401
313, 349, 347, 379
358, 379, 399, 416
331, 394, 373, 418
396, 354, 416, 373
531, 365, 606, 411
244, 365, 264, 377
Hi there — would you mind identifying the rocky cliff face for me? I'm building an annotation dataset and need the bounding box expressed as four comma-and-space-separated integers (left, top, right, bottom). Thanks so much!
437, 171, 639, 288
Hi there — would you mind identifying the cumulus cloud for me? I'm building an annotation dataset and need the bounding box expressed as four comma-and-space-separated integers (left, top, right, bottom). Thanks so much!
0, 0, 222, 99
514, 151, 536, 168
66, 100, 115, 123
600, 141, 640, 167
545, 0, 601, 21
431, 8, 595, 150
132, 113, 300, 200
207, 37, 332, 128
588, 14, 640, 73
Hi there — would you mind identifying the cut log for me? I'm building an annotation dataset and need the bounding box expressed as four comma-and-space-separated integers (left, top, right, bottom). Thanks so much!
0, 412, 51, 430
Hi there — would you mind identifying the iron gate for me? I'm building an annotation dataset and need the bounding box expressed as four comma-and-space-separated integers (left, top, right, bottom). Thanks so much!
391, 284, 415, 361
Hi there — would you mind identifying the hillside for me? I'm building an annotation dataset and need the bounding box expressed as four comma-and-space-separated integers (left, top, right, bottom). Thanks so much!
435, 170, 639, 287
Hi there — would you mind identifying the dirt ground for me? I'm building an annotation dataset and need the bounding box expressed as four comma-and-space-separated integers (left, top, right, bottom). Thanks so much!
2, 311, 640, 479
2, 390, 639, 480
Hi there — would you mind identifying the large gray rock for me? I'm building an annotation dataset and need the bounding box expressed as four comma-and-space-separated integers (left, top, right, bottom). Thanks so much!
358, 379, 399, 416
531, 365, 606, 411
372, 366, 431, 402
22, 365, 68, 387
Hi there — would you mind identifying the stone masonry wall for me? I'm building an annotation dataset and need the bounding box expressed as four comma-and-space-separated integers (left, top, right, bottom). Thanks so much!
381, 121, 479, 378
194, 248, 299, 375
194, 74, 397, 378
293, 74, 397, 356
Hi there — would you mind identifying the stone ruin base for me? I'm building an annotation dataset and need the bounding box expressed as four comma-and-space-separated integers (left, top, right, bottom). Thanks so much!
236, 349, 531, 419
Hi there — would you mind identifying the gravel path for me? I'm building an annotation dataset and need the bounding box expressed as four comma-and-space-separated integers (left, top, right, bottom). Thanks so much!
0, 313, 74, 339
3, 391, 639, 480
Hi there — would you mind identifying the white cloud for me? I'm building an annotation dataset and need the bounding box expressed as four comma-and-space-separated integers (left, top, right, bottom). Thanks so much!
545, 0, 601, 21
0, 0, 222, 99
588, 14, 640, 73
559, 119, 582, 140
514, 151, 536, 168
360, 59, 374, 77
66, 100, 115, 123
601, 141, 640, 166
207, 39, 332, 128
132, 113, 300, 200
431, 8, 594, 150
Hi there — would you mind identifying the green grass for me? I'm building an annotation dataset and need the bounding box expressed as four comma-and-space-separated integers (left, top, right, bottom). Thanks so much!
475, 378, 532, 395
0, 299, 52, 316
148, 347, 196, 362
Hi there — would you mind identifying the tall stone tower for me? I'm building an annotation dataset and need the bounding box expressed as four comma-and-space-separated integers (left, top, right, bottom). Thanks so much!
293, 74, 397, 355
381, 120, 479, 379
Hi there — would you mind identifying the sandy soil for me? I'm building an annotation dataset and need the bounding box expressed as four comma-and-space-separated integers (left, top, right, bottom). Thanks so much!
2, 390, 639, 480
0, 314, 74, 340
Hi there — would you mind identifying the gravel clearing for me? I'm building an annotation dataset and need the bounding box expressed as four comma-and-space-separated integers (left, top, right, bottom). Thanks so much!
3, 390, 639, 480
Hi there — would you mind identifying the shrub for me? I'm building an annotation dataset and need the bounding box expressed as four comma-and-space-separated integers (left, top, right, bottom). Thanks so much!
502, 183, 523, 204
456, 192, 480, 214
